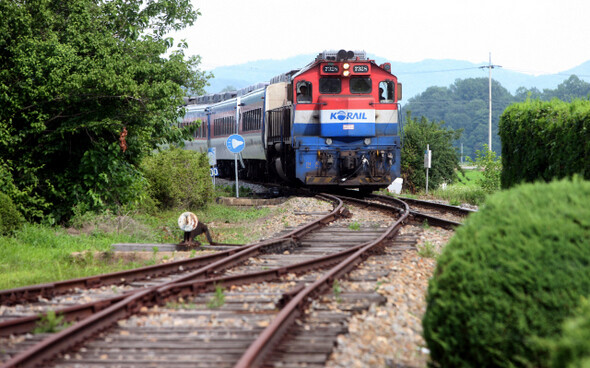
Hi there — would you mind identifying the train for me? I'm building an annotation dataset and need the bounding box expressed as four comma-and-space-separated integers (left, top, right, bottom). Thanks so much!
181, 50, 402, 192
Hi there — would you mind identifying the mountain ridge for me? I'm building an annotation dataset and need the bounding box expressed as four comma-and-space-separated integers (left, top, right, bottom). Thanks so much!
204, 54, 590, 100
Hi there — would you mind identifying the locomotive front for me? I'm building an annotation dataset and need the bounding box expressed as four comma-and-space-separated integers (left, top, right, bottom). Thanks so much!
292, 50, 402, 190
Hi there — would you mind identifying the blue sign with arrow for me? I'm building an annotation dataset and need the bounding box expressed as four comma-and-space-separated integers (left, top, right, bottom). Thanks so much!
226, 134, 245, 154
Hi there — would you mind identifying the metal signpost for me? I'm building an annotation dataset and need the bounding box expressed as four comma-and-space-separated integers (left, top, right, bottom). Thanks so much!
207, 147, 217, 187
424, 144, 432, 194
226, 134, 245, 198
210, 166, 218, 183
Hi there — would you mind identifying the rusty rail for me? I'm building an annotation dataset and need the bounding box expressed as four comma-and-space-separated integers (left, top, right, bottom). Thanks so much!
371, 194, 470, 229
234, 195, 410, 368
1, 194, 344, 367
397, 195, 477, 216
0, 245, 257, 305
0, 194, 341, 306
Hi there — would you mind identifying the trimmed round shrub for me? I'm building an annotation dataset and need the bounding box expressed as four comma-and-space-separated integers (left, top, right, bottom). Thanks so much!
141, 147, 213, 210
422, 178, 590, 367
544, 297, 590, 368
0, 192, 24, 235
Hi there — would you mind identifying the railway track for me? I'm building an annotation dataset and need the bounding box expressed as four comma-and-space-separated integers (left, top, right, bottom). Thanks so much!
1, 195, 470, 368
396, 196, 476, 223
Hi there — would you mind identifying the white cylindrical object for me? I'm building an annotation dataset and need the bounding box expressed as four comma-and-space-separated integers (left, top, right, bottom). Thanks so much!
178, 212, 199, 232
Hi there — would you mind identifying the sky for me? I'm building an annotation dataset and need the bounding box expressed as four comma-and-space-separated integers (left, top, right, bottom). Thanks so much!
171, 0, 590, 75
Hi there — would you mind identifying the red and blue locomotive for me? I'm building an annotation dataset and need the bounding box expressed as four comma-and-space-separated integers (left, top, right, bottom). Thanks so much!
182, 50, 402, 191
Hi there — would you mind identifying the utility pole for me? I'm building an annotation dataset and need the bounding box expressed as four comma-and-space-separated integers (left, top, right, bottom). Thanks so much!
480, 53, 501, 151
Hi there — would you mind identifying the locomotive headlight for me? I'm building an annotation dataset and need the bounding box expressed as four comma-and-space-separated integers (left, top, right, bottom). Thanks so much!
363, 138, 371, 145
343, 70, 350, 77
343, 63, 350, 70
325, 138, 333, 145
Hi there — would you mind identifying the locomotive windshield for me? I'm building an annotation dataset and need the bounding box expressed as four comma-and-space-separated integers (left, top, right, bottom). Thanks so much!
350, 77, 372, 94
319, 78, 341, 94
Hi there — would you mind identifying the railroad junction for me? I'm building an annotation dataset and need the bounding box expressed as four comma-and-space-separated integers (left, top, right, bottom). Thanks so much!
1, 193, 473, 367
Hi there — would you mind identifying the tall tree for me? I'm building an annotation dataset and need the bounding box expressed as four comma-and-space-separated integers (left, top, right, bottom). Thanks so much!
403, 78, 513, 159
0, 0, 211, 221
405, 76, 590, 162
543, 75, 590, 101
401, 114, 463, 193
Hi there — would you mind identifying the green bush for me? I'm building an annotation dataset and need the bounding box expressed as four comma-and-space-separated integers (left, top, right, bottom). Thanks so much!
422, 178, 590, 367
468, 144, 501, 194
68, 143, 150, 219
401, 113, 463, 193
142, 147, 213, 210
499, 99, 590, 188
543, 297, 590, 368
0, 192, 25, 235
0, 160, 49, 221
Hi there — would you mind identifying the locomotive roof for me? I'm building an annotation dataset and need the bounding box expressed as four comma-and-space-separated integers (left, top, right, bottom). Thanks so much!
183, 50, 374, 107
291, 50, 372, 80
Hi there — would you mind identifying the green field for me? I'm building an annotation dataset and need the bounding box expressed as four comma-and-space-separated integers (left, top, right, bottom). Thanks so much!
427, 169, 487, 205
0, 186, 272, 290
381, 169, 487, 206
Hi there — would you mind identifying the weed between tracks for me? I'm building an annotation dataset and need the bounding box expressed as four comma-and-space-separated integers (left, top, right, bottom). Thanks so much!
166, 297, 196, 310
417, 241, 438, 259
332, 280, 343, 303
348, 221, 361, 231
33, 310, 72, 334
206, 286, 226, 309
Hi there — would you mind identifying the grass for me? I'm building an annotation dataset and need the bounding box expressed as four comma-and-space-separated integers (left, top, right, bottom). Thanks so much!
33, 310, 72, 334
206, 285, 226, 309
0, 189, 274, 290
348, 221, 361, 231
216, 184, 253, 198
428, 169, 487, 205
417, 241, 438, 259
380, 169, 489, 206
1, 171, 492, 290
0, 224, 150, 289
332, 280, 343, 303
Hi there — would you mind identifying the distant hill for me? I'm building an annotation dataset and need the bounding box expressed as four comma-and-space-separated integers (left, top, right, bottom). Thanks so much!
204, 54, 590, 100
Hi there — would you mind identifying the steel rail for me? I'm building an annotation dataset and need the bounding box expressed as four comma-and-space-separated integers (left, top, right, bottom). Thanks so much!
0, 194, 340, 306
0, 250, 242, 305
408, 210, 463, 229
368, 194, 466, 229
1, 288, 155, 368
234, 195, 410, 368
0, 239, 289, 338
0, 194, 342, 337
396, 195, 477, 216
1, 195, 345, 367
156, 217, 399, 303
0, 295, 127, 337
